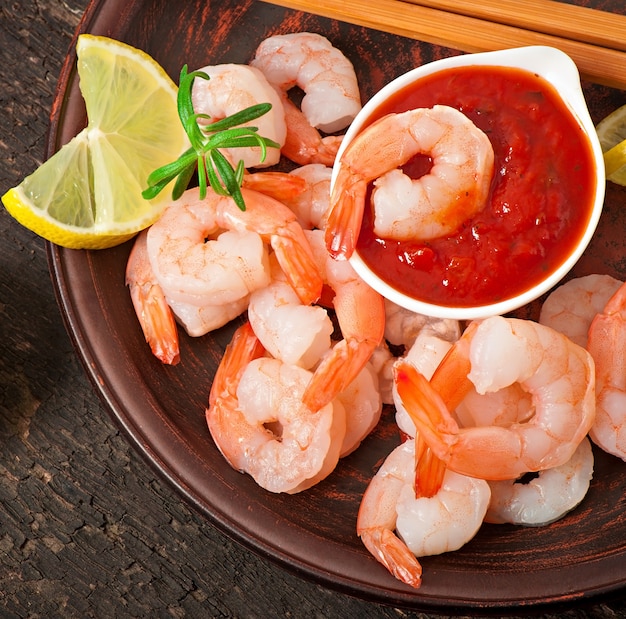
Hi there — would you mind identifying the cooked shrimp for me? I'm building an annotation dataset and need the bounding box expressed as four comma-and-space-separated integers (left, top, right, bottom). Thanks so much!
539, 274, 622, 347
356, 438, 490, 588
278, 95, 344, 166
206, 321, 346, 493
300, 229, 385, 411
369, 342, 396, 406
191, 63, 286, 168
393, 322, 459, 438
242, 170, 307, 202
335, 361, 382, 457
395, 316, 596, 480
454, 383, 534, 431
247, 257, 333, 369
485, 436, 593, 526
384, 298, 461, 350
166, 295, 249, 338
250, 32, 361, 133
281, 163, 332, 230
146, 186, 323, 310
587, 281, 626, 460
325, 105, 494, 260
126, 230, 180, 365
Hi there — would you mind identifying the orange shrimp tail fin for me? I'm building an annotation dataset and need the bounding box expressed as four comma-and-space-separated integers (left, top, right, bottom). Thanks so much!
394, 361, 459, 460
318, 135, 343, 167
242, 171, 307, 202
429, 323, 475, 409
302, 338, 375, 411
270, 233, 323, 305
128, 279, 180, 366
359, 528, 423, 589
324, 166, 367, 261
209, 321, 265, 406
414, 434, 446, 498
280, 95, 342, 166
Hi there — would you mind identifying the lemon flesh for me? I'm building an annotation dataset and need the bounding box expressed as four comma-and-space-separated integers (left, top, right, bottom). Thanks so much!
2, 34, 187, 249
596, 104, 626, 186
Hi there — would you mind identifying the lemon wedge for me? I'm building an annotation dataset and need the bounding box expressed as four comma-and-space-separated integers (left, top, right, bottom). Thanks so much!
596, 104, 626, 186
2, 34, 188, 249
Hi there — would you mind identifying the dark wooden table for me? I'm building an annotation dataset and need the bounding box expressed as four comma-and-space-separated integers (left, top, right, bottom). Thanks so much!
2, 1, 626, 617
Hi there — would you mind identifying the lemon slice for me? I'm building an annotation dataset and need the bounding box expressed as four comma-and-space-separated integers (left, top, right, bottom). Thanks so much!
596, 104, 626, 186
2, 34, 188, 249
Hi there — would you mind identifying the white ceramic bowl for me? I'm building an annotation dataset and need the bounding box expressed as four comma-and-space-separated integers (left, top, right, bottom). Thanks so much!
332, 46, 605, 320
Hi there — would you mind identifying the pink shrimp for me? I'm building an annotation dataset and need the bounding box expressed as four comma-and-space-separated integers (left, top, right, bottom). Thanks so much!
206, 321, 346, 493
356, 435, 490, 589
279, 95, 343, 166
587, 281, 626, 460
395, 316, 596, 480
146, 186, 323, 309
250, 32, 361, 166
300, 229, 385, 411
125, 230, 180, 365
325, 105, 494, 260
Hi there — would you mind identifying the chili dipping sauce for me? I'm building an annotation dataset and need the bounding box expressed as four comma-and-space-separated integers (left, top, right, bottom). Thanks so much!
355, 65, 597, 307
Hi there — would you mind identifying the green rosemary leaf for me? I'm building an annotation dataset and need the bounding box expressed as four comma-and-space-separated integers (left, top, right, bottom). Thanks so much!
144, 65, 277, 209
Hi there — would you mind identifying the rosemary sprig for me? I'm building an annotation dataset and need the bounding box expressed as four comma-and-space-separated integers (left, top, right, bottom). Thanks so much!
142, 65, 280, 210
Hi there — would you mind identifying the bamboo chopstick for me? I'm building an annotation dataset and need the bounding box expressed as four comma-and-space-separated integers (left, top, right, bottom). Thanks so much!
260, 0, 626, 90
403, 0, 626, 53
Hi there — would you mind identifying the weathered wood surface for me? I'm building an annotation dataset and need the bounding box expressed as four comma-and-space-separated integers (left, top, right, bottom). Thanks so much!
2, 0, 626, 617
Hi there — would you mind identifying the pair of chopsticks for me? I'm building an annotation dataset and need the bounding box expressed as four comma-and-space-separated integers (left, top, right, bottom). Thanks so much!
261, 0, 626, 90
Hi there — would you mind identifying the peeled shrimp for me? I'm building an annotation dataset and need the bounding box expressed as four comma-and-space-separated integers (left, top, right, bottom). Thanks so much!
393, 323, 459, 438
247, 256, 333, 369
166, 295, 250, 338
250, 32, 361, 133
206, 321, 346, 494
356, 438, 490, 588
325, 105, 494, 260
539, 274, 622, 347
125, 230, 180, 365
369, 342, 396, 406
335, 361, 382, 457
454, 383, 534, 431
278, 95, 344, 166
395, 316, 596, 480
384, 299, 460, 351
587, 281, 626, 460
300, 229, 386, 411
485, 436, 593, 526
146, 186, 323, 312
191, 63, 286, 168
281, 164, 333, 230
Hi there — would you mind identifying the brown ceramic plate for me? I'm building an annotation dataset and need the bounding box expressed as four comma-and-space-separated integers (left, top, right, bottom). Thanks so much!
47, 0, 626, 613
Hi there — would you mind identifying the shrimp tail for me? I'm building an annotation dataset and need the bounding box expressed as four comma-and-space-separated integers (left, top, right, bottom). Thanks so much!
394, 361, 460, 459
279, 95, 343, 167
414, 433, 447, 499
209, 321, 266, 406
359, 528, 423, 589
324, 165, 367, 260
128, 279, 181, 366
242, 171, 308, 202
207, 322, 266, 470
270, 232, 323, 305
126, 230, 180, 365
302, 338, 376, 411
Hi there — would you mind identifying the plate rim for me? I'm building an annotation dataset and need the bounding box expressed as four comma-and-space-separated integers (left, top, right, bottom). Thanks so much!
45, 0, 626, 612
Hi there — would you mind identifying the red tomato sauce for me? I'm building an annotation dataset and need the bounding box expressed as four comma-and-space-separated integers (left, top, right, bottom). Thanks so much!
355, 65, 596, 307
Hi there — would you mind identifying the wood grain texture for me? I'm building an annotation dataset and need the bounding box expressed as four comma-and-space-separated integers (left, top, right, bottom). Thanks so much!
261, 0, 626, 88
402, 0, 626, 51
2, 0, 626, 617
